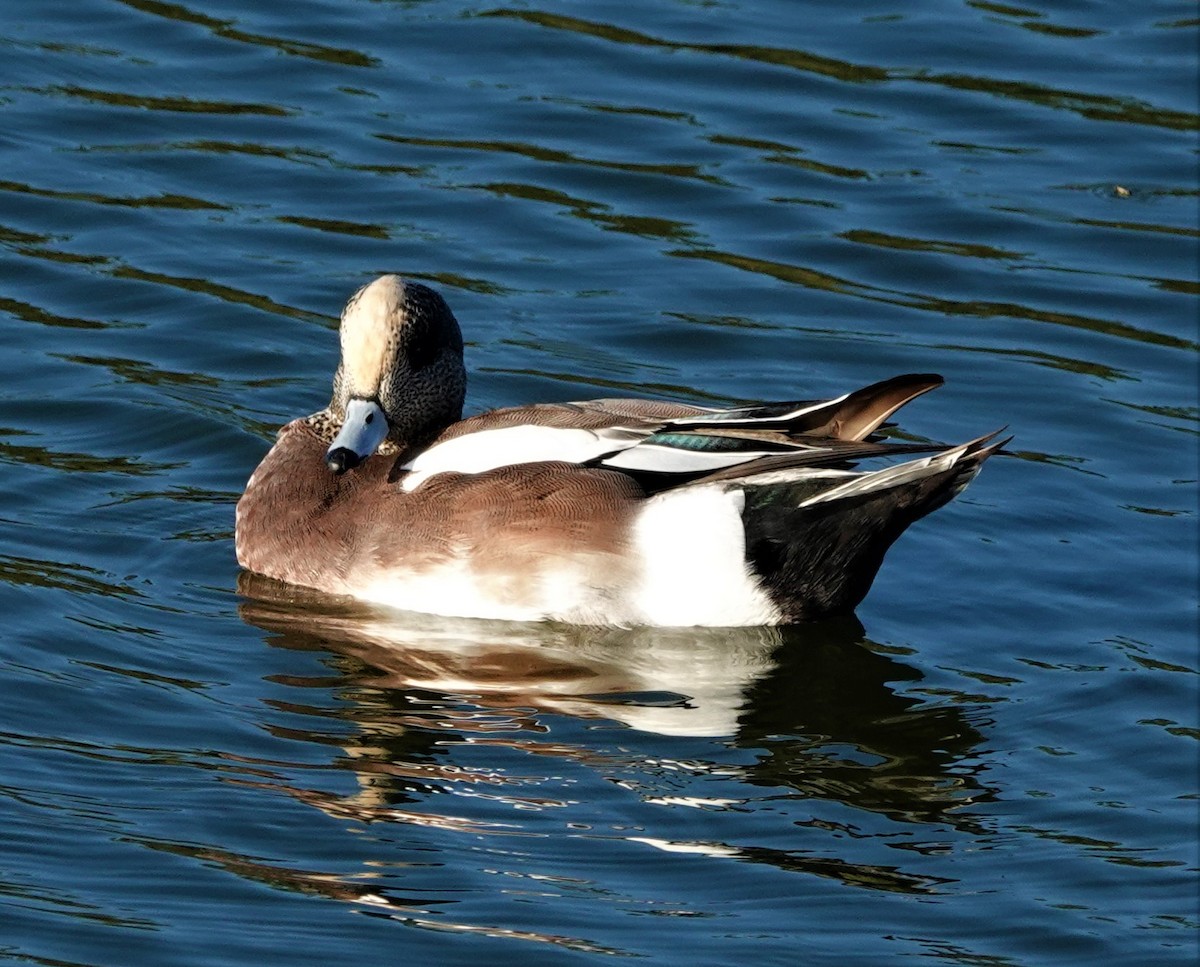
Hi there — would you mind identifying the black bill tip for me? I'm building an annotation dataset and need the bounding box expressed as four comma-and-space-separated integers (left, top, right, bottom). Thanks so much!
326, 447, 360, 476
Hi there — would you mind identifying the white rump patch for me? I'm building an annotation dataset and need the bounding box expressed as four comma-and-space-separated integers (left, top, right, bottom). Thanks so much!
631, 486, 780, 627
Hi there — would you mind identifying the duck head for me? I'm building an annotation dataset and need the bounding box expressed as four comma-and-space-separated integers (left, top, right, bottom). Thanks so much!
325, 275, 466, 474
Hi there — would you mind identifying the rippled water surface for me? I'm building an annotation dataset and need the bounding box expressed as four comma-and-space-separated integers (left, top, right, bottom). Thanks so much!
2, 1, 1197, 964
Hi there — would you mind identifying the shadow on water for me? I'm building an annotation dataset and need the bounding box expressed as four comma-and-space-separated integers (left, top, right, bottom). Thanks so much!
237, 571, 994, 848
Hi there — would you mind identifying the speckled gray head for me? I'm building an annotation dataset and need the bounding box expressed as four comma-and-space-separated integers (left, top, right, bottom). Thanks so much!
325, 275, 466, 474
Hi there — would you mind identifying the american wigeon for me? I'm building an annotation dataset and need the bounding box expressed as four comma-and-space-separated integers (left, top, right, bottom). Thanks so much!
236, 275, 1004, 626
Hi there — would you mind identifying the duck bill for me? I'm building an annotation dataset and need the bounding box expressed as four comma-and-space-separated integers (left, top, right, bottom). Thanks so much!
326, 398, 389, 474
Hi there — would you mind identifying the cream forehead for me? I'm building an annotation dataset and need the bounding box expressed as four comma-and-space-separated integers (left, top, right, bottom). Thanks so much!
339, 280, 403, 393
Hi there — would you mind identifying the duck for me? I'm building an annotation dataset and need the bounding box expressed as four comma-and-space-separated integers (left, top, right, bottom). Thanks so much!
235, 274, 1004, 627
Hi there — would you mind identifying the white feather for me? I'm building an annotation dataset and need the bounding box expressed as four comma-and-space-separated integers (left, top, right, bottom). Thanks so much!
630, 486, 780, 627
665, 391, 851, 427
400, 424, 640, 492
600, 443, 775, 474
798, 444, 969, 507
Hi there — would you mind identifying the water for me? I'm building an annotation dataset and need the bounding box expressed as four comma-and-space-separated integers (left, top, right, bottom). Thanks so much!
1, 0, 1196, 964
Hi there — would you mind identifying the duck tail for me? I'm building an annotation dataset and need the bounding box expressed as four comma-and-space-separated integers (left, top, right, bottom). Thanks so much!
665, 373, 944, 441
734, 430, 1008, 621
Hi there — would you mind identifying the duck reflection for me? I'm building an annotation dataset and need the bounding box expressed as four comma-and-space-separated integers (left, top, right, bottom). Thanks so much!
737, 635, 993, 831
238, 571, 991, 836
234, 574, 998, 913
240, 571, 788, 739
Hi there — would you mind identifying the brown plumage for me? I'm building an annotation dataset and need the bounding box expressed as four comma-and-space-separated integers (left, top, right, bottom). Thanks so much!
236, 275, 1004, 626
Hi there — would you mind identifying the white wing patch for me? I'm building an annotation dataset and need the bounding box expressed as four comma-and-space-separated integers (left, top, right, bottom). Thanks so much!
399, 424, 642, 492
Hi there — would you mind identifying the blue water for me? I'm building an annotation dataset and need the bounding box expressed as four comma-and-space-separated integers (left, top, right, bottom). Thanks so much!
1, 1, 1196, 964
